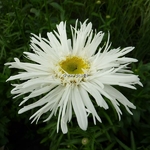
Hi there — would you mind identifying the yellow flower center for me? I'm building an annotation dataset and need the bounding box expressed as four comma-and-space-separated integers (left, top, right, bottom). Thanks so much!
59, 56, 89, 74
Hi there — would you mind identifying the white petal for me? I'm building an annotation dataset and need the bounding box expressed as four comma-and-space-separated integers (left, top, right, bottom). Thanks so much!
19, 84, 57, 106
72, 86, 88, 130
79, 86, 101, 123
104, 85, 136, 114
82, 82, 109, 109
18, 85, 64, 114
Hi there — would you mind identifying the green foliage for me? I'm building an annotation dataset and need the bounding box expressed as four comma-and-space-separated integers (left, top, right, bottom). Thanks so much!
0, 0, 150, 149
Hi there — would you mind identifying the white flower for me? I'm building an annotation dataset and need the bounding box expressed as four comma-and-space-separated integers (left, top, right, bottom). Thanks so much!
6, 19, 142, 133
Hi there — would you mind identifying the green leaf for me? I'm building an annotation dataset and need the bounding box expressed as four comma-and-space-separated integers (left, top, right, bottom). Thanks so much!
104, 142, 116, 150
50, 2, 64, 12
130, 131, 136, 150
115, 137, 131, 150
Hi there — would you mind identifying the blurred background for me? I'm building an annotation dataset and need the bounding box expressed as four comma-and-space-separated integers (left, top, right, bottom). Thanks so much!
0, 0, 150, 150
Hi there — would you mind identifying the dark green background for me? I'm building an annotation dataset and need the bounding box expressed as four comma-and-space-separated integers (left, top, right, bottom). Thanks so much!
0, 0, 150, 149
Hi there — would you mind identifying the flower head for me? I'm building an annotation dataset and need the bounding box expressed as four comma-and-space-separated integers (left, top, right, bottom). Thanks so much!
6, 19, 142, 133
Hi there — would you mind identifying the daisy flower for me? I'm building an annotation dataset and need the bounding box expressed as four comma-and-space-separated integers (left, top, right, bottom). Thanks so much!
6, 19, 142, 133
